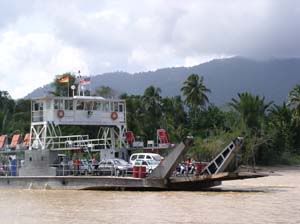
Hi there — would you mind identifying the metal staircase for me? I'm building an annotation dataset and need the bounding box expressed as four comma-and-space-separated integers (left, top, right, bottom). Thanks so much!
201, 137, 244, 175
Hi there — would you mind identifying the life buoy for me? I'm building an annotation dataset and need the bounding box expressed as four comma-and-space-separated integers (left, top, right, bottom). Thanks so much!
57, 110, 64, 119
111, 112, 118, 120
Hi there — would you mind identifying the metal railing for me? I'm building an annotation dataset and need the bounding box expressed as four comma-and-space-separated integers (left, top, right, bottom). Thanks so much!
2, 163, 133, 177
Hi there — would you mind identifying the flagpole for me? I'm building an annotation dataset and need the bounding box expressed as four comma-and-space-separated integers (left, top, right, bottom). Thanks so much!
89, 75, 91, 96
68, 77, 70, 97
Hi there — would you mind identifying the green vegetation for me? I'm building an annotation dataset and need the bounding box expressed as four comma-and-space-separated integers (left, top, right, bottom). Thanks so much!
0, 91, 30, 135
1, 73, 300, 165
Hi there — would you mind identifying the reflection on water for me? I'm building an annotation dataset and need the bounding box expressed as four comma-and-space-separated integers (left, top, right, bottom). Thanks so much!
0, 167, 299, 224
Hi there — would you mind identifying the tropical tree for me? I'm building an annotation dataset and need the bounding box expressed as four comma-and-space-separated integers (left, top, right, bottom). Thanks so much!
161, 96, 187, 141
288, 84, 300, 125
287, 84, 300, 152
229, 92, 274, 165
195, 104, 226, 137
142, 86, 162, 119
141, 86, 162, 139
8, 99, 31, 134
0, 91, 15, 133
229, 92, 273, 131
267, 103, 294, 156
181, 74, 211, 111
120, 94, 145, 135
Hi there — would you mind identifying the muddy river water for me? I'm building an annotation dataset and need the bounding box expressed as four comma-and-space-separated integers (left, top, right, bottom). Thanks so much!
0, 167, 299, 224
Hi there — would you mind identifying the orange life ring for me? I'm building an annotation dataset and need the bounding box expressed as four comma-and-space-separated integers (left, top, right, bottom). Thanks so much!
57, 110, 64, 119
111, 112, 118, 120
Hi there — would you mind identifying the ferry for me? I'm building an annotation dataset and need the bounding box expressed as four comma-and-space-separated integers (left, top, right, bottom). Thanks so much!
0, 75, 267, 190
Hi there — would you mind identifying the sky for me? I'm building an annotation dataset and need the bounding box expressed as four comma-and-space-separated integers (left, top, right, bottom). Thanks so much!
0, 0, 299, 99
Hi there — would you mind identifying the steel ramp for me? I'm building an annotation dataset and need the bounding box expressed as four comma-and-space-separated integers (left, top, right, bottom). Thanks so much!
201, 137, 244, 175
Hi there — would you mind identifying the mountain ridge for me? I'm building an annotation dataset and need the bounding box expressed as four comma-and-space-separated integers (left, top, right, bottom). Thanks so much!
25, 57, 300, 106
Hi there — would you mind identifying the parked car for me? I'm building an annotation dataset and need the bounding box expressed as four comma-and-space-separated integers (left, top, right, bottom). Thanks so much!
98, 159, 132, 176
133, 159, 160, 174
129, 153, 162, 165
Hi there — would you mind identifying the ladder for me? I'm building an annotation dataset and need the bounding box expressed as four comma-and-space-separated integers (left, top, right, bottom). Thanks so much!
201, 137, 244, 175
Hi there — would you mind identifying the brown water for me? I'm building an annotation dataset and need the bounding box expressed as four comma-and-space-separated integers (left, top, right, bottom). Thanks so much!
0, 167, 299, 224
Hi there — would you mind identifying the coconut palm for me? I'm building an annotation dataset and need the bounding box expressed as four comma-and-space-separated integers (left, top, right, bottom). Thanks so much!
181, 74, 211, 111
141, 86, 162, 139
288, 84, 300, 125
0, 91, 15, 133
142, 86, 162, 117
229, 92, 273, 131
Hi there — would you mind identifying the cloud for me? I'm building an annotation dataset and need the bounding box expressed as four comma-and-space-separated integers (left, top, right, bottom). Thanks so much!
0, 30, 89, 98
0, 0, 299, 98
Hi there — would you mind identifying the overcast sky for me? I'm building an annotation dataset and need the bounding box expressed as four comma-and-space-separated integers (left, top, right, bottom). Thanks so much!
0, 0, 299, 99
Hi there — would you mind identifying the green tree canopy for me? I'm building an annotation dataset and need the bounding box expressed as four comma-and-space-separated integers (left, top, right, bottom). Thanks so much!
288, 84, 300, 125
0, 91, 15, 133
229, 92, 273, 131
181, 74, 211, 111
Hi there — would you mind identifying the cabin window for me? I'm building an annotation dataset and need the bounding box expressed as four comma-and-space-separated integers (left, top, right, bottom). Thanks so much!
76, 101, 84, 110
103, 102, 109, 112
54, 100, 63, 110
32, 102, 44, 111
113, 102, 118, 112
119, 103, 123, 112
65, 100, 73, 110
39, 103, 44, 110
46, 101, 51, 110
33, 102, 39, 111
94, 101, 101, 111
85, 101, 93, 111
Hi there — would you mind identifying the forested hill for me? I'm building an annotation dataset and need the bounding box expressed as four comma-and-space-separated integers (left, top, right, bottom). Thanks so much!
25, 57, 300, 105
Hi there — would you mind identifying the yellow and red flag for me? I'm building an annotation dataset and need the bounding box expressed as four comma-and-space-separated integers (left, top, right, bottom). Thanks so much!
57, 75, 70, 83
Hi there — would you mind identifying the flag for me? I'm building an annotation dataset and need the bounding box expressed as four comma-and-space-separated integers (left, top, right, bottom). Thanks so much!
80, 77, 91, 85
57, 75, 70, 83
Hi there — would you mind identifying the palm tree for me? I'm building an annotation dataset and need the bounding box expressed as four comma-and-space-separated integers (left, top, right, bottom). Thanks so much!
141, 86, 162, 139
0, 91, 15, 133
229, 92, 273, 131
288, 84, 300, 125
181, 74, 211, 111
142, 86, 162, 117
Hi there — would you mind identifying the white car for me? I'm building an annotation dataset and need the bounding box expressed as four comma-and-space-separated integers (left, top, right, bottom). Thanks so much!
129, 153, 162, 165
133, 159, 160, 173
